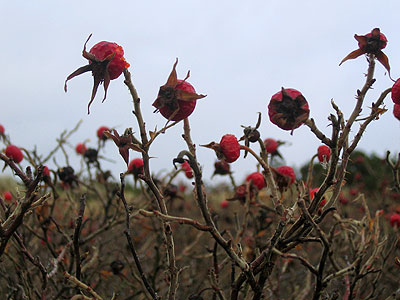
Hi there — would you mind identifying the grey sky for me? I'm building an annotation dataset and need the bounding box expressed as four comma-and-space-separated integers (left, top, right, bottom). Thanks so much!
1, 1, 400, 185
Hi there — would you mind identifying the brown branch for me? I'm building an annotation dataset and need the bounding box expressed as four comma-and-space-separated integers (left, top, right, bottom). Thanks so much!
63, 271, 104, 300
139, 209, 212, 231
73, 194, 86, 280
118, 174, 160, 300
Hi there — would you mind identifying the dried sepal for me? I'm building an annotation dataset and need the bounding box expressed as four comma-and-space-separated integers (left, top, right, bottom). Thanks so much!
104, 129, 143, 165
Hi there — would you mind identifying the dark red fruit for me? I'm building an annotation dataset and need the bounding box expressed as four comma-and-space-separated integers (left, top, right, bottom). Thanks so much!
390, 213, 400, 227
97, 126, 110, 140
89, 41, 129, 80
43, 166, 50, 178
246, 172, 265, 190
3, 192, 12, 202
275, 166, 295, 185
75, 143, 87, 155
0, 124, 4, 134
181, 161, 193, 179
268, 88, 309, 131
392, 78, 400, 104
220, 200, 229, 209
220, 134, 241, 163
264, 138, 278, 154
153, 59, 206, 122
128, 158, 144, 178
317, 145, 331, 163
5, 145, 23, 163
394, 104, 400, 121
65, 35, 130, 114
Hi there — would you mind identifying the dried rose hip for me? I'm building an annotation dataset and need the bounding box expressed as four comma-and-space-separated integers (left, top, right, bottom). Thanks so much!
5, 145, 23, 163
65, 34, 130, 114
153, 59, 206, 122
57, 166, 78, 187
246, 172, 266, 190
213, 160, 230, 176
268, 88, 309, 132
110, 260, 125, 275
340, 28, 390, 73
84, 148, 98, 164
0, 124, 4, 135
317, 145, 331, 163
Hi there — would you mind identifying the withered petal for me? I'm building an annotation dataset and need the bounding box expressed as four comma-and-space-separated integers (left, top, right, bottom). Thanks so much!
64, 65, 93, 92
175, 89, 207, 102
376, 51, 390, 74
339, 48, 366, 66
166, 58, 179, 87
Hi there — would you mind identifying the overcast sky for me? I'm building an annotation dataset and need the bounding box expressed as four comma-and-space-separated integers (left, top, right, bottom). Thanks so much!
1, 1, 400, 186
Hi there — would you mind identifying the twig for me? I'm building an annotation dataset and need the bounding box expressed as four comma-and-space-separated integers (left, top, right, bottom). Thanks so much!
139, 209, 211, 231
118, 174, 160, 300
73, 194, 86, 280
63, 271, 104, 300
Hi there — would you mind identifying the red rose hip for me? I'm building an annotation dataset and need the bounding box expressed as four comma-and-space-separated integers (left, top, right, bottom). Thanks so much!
246, 172, 266, 190
220, 134, 241, 163
128, 158, 144, 178
394, 104, 400, 121
153, 59, 206, 122
65, 35, 130, 114
5, 145, 23, 163
3, 192, 12, 202
317, 145, 331, 163
97, 126, 110, 140
75, 143, 87, 155
264, 138, 278, 154
276, 166, 295, 185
